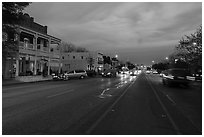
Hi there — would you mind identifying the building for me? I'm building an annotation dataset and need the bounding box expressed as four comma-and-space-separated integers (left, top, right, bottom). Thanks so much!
61, 52, 89, 72
2, 14, 61, 79
88, 52, 104, 73
61, 51, 104, 73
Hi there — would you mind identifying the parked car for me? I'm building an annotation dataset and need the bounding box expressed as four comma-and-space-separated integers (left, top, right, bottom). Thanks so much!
102, 69, 117, 78
86, 70, 97, 77
52, 73, 68, 81
162, 68, 192, 87
65, 70, 87, 79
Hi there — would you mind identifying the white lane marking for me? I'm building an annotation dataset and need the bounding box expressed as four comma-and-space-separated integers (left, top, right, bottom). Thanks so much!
145, 75, 182, 135
101, 88, 110, 95
166, 94, 176, 105
87, 78, 136, 134
47, 89, 74, 98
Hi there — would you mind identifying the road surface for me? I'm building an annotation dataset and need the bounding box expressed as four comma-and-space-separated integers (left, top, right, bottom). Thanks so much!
2, 73, 202, 135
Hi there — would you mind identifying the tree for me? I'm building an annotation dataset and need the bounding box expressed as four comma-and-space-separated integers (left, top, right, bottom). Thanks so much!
61, 41, 76, 52
126, 61, 135, 70
175, 25, 202, 72
61, 41, 88, 53
2, 2, 31, 59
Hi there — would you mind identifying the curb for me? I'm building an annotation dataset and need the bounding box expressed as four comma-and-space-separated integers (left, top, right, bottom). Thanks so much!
2, 79, 53, 86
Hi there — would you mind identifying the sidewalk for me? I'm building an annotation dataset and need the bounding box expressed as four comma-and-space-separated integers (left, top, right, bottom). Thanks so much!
2, 75, 52, 86
2, 79, 23, 86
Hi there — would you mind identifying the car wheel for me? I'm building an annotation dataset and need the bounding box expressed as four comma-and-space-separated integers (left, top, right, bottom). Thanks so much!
80, 75, 84, 79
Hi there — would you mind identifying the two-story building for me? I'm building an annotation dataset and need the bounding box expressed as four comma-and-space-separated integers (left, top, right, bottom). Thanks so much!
61, 51, 104, 73
2, 14, 61, 79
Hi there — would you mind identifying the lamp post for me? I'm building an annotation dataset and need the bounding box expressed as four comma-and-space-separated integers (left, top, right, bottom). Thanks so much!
165, 57, 168, 60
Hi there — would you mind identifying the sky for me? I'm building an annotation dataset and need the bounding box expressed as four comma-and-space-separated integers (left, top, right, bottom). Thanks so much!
24, 2, 202, 65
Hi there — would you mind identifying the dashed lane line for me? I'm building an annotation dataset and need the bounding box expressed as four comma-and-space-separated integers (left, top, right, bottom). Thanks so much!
85, 78, 136, 134
145, 75, 182, 135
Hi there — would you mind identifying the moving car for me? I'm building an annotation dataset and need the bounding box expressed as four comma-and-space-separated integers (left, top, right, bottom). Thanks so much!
102, 69, 117, 78
152, 70, 158, 74
146, 70, 151, 74
162, 68, 192, 86
65, 70, 87, 79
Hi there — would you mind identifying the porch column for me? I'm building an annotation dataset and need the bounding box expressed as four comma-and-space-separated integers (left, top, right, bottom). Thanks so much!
34, 56, 37, 75
34, 34, 38, 75
48, 58, 50, 75
15, 59, 19, 77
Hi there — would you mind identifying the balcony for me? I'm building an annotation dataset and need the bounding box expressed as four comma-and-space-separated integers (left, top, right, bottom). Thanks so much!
42, 47, 48, 52
19, 42, 34, 50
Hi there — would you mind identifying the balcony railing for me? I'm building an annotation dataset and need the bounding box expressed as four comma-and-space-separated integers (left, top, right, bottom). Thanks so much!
19, 42, 24, 47
19, 42, 34, 50
42, 47, 48, 52
27, 44, 34, 49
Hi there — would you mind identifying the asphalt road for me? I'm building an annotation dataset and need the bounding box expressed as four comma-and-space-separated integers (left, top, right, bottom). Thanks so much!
2, 73, 202, 135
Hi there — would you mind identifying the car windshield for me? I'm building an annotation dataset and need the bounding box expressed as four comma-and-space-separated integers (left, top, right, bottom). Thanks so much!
75, 70, 84, 73
68, 71, 74, 74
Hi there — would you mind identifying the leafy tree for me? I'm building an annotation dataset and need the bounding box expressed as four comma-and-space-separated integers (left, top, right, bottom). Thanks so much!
126, 61, 135, 70
61, 41, 88, 53
2, 2, 31, 59
61, 41, 76, 52
175, 25, 202, 72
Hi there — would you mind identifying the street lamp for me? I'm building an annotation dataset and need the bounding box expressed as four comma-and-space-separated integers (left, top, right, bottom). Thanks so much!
152, 60, 155, 63
115, 54, 118, 58
165, 57, 168, 60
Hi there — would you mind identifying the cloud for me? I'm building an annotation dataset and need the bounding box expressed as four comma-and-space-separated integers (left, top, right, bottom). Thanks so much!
25, 2, 202, 64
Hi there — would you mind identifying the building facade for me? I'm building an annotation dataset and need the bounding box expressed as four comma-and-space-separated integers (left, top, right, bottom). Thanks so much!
61, 51, 104, 73
2, 14, 61, 79
61, 52, 89, 72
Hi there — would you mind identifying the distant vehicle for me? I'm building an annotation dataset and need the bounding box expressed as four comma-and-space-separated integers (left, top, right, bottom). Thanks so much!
146, 70, 151, 74
162, 68, 192, 87
152, 70, 158, 74
102, 69, 117, 78
52, 73, 68, 81
65, 70, 87, 79
130, 69, 140, 76
160, 71, 164, 77
121, 67, 129, 74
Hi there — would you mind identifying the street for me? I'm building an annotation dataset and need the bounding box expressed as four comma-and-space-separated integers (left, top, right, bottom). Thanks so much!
2, 73, 202, 135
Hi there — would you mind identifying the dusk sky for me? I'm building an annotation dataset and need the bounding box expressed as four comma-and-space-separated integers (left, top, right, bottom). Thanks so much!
25, 2, 202, 65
